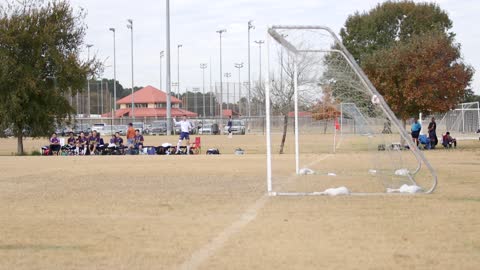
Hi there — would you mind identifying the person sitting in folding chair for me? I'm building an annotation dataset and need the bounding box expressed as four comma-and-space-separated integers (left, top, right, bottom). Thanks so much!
87, 130, 100, 155
134, 129, 145, 154
77, 132, 88, 155
49, 132, 61, 155
114, 132, 125, 154
65, 132, 76, 154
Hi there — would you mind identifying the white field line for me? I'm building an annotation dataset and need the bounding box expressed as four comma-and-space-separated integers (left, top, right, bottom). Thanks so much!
178, 154, 331, 270
335, 135, 343, 150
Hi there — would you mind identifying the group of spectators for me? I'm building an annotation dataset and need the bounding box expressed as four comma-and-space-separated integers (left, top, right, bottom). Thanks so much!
411, 117, 457, 149
48, 123, 144, 155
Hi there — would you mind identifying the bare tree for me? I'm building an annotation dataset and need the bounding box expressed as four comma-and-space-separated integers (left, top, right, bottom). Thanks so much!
270, 50, 321, 154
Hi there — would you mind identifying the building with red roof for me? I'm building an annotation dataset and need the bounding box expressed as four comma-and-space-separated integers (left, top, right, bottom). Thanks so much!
222, 109, 241, 117
103, 85, 198, 118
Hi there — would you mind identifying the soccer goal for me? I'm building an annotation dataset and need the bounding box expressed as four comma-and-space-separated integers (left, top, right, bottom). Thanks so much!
434, 102, 480, 140
265, 25, 437, 196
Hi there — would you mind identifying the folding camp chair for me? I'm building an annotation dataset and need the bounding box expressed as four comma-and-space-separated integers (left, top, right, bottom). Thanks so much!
190, 137, 201, 154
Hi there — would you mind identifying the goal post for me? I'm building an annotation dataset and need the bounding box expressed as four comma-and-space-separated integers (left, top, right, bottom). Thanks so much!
265, 25, 437, 196
433, 102, 480, 140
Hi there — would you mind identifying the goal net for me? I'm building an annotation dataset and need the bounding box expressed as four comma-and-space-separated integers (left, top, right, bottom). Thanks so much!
432, 102, 480, 140
265, 26, 437, 196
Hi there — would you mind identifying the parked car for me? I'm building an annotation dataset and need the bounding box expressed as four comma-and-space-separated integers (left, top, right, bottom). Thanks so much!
143, 124, 152, 135
150, 120, 167, 135
2, 128, 14, 137
73, 123, 91, 135
115, 125, 128, 136
91, 123, 106, 133
55, 125, 69, 137
198, 123, 213, 135
224, 119, 246, 135
1, 127, 33, 137
132, 122, 145, 134
98, 125, 116, 136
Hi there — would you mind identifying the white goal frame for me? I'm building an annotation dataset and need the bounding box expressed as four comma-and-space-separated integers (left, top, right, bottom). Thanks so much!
436, 102, 480, 137
265, 25, 438, 196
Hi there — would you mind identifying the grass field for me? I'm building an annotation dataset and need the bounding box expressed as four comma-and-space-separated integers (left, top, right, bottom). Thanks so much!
0, 134, 479, 269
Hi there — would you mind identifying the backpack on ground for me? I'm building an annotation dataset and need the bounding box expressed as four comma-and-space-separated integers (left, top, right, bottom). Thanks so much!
206, 148, 220, 155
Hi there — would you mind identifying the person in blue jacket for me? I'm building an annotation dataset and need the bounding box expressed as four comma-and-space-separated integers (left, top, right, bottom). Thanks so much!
411, 117, 422, 146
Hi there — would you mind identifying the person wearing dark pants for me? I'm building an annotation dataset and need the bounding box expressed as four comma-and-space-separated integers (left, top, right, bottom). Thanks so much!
411, 118, 421, 146
227, 116, 233, 137
442, 132, 457, 148
428, 117, 438, 149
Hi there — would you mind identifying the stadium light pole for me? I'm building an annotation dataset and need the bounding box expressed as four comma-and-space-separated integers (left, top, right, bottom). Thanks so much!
127, 19, 135, 120
109, 28, 117, 119
254, 40, 264, 83
75, 80, 79, 114
216, 29, 226, 125
160, 50, 164, 90
86, 44, 93, 117
100, 79, 103, 114
172, 82, 179, 98
165, 0, 172, 135
224, 72, 231, 111
200, 63, 208, 117
255, 40, 264, 119
234, 63, 244, 115
247, 21, 254, 127
193, 87, 199, 115
177, 44, 182, 97
209, 57, 213, 116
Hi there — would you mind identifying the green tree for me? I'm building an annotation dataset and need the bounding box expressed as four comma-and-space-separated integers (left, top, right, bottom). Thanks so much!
363, 33, 473, 124
462, 88, 480, 103
100, 79, 126, 99
338, 1, 474, 126
0, 0, 99, 154
340, 1, 453, 64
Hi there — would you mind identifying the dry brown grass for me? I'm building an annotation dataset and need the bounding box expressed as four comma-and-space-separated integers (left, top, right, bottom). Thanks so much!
0, 135, 479, 269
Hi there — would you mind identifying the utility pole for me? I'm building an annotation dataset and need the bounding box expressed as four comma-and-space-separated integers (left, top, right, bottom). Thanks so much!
165, 0, 172, 135
216, 29, 226, 125
224, 72, 231, 111
209, 57, 213, 117
160, 50, 164, 90
100, 79, 103, 114
200, 63, 208, 117
109, 28, 117, 118
177, 44, 182, 97
127, 19, 135, 120
247, 21, 254, 128
254, 40, 264, 83
234, 63, 244, 115
86, 44, 93, 117
254, 40, 264, 118
193, 87, 200, 115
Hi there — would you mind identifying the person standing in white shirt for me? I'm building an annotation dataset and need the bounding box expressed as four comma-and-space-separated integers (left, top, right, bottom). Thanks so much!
173, 115, 193, 154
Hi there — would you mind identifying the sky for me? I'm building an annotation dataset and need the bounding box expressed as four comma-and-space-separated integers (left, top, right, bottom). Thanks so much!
70, 0, 480, 94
